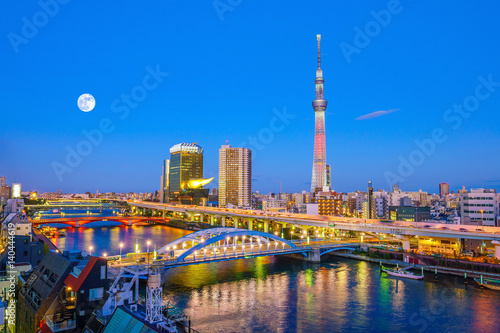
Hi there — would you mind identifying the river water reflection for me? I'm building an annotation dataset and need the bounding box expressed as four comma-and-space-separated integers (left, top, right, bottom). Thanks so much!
45, 214, 500, 333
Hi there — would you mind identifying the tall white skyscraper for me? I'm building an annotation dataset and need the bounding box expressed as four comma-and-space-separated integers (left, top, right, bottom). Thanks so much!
160, 159, 170, 203
219, 145, 252, 208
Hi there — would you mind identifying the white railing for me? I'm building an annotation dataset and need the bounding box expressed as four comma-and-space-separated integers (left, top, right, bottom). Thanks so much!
45, 315, 76, 332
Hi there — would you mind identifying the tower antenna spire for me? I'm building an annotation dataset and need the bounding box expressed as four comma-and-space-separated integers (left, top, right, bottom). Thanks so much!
317, 34, 321, 69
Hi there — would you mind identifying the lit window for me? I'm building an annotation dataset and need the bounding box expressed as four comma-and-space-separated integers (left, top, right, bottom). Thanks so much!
89, 287, 104, 301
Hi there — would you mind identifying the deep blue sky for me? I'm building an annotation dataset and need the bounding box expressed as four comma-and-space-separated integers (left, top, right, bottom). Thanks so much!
1, 1, 500, 194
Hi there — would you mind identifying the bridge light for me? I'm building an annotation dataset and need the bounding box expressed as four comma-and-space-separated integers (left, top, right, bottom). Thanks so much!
173, 245, 177, 249
274, 232, 278, 235
167, 247, 170, 251
103, 253, 107, 257
120, 243, 124, 248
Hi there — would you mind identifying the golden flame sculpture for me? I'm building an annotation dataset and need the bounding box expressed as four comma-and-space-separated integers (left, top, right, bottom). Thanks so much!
187, 177, 214, 189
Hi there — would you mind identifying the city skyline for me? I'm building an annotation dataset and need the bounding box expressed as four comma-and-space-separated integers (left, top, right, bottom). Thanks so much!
3, 3, 500, 333
1, 1, 500, 194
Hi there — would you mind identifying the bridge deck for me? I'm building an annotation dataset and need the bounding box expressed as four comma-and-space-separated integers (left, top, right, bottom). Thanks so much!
111, 242, 362, 269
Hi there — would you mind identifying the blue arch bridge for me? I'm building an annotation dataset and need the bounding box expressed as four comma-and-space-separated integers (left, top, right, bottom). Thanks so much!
111, 227, 362, 270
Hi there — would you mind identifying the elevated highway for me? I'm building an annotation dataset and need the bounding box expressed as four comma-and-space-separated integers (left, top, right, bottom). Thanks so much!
127, 201, 500, 242
30, 216, 169, 227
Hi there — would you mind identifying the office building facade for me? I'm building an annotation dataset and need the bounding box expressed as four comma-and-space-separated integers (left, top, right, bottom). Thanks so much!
460, 188, 499, 226
168, 143, 203, 200
389, 206, 431, 222
219, 145, 252, 208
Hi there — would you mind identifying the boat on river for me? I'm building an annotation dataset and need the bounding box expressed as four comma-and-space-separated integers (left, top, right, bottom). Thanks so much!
40, 226, 58, 237
474, 277, 500, 290
381, 266, 424, 280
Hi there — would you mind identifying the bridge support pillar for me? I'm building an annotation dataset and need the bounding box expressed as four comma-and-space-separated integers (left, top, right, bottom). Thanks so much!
264, 220, 269, 233
234, 217, 239, 228
493, 241, 500, 260
396, 235, 411, 252
190, 213, 195, 222
306, 247, 321, 263
222, 216, 226, 227
128, 219, 133, 226
200, 213, 204, 223
210, 215, 214, 226
162, 211, 166, 219
248, 219, 253, 231
74, 221, 79, 228
402, 240, 410, 252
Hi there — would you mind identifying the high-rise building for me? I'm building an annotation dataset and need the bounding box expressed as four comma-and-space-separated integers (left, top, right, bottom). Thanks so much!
160, 159, 170, 203
168, 143, 203, 198
0, 176, 5, 187
219, 145, 252, 208
311, 34, 329, 193
367, 181, 374, 219
439, 182, 450, 197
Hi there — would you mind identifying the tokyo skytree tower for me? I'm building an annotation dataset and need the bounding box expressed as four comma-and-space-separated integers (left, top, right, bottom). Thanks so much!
310, 34, 329, 193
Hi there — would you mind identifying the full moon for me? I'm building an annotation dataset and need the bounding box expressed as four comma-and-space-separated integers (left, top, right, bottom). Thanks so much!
77, 94, 96, 112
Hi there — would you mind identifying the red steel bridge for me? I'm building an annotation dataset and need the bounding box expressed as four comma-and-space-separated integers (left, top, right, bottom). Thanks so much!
30, 216, 170, 227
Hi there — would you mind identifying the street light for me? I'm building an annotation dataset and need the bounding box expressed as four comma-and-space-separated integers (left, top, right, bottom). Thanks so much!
290, 231, 294, 241
89, 246, 93, 256
119, 243, 124, 259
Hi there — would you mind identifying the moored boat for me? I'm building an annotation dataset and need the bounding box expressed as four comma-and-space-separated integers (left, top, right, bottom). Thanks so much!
474, 277, 500, 290
381, 266, 424, 280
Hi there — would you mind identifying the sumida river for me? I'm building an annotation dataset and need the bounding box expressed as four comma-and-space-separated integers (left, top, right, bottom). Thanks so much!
40, 208, 500, 333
